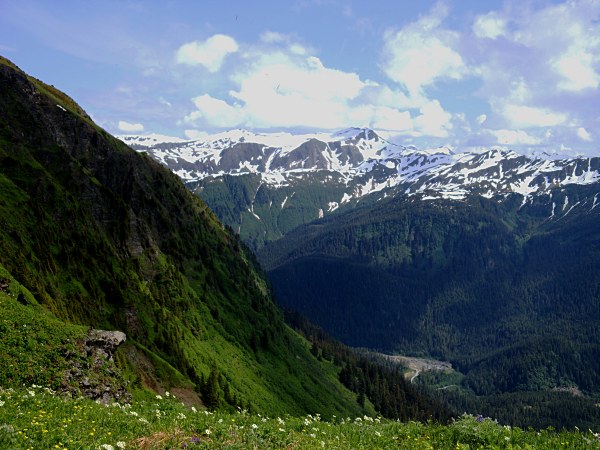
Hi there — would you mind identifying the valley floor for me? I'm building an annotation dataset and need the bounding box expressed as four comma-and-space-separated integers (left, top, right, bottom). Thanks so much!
1, 385, 599, 449
382, 355, 454, 383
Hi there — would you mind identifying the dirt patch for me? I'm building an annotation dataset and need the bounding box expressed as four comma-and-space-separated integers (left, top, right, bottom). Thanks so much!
170, 387, 204, 408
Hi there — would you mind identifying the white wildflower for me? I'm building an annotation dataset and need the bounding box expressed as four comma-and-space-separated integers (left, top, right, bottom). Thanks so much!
100, 445, 114, 450
191, 406, 197, 413
205, 428, 211, 435
155, 395, 163, 400
310, 433, 316, 438
165, 391, 170, 397
0, 401, 4, 407
116, 442, 126, 449
177, 413, 186, 420
251, 423, 258, 430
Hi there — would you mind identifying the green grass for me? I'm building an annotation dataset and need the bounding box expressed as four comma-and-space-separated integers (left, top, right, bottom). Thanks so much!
0, 275, 88, 390
1, 384, 598, 449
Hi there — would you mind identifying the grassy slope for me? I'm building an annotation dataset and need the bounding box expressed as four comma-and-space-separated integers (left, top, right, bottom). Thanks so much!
0, 268, 88, 389
0, 385, 598, 449
0, 56, 365, 417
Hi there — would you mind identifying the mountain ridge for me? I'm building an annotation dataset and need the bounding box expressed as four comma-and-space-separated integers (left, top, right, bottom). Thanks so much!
122, 128, 600, 249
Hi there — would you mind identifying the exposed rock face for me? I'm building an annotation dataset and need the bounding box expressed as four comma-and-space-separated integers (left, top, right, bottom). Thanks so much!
85, 329, 127, 360
63, 329, 130, 404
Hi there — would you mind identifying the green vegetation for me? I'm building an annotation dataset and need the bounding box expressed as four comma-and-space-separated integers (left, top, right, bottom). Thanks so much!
0, 58, 374, 417
1, 385, 599, 449
190, 171, 353, 251
259, 193, 600, 427
285, 310, 452, 423
0, 270, 87, 390
0, 55, 455, 425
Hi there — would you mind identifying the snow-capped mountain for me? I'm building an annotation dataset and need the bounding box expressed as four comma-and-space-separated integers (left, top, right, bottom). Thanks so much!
120, 127, 396, 183
120, 128, 600, 248
120, 127, 600, 202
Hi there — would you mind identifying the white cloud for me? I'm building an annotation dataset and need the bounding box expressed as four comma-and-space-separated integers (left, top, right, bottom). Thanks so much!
554, 51, 599, 91
502, 104, 567, 128
382, 3, 467, 97
260, 31, 289, 44
374, 85, 428, 110
473, 11, 507, 40
491, 129, 541, 145
181, 37, 460, 138
289, 44, 307, 55
577, 127, 592, 141
118, 120, 144, 132
365, 106, 413, 132
184, 129, 208, 140
184, 94, 245, 128
234, 55, 365, 104
476, 114, 487, 125
413, 100, 453, 138
158, 97, 172, 107
176, 34, 239, 72
472, 0, 600, 145
183, 48, 377, 130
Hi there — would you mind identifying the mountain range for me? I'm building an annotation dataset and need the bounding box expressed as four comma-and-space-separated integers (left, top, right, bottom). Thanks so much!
121, 128, 600, 250
1, 55, 454, 420
122, 125, 600, 427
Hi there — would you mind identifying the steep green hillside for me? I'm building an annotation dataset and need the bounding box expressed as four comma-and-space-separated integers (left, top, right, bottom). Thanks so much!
259, 192, 600, 425
0, 56, 373, 416
188, 172, 354, 251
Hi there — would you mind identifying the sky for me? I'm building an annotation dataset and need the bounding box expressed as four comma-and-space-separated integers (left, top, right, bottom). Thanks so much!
1, 0, 599, 155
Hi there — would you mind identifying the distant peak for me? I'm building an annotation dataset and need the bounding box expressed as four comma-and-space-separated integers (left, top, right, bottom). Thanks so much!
118, 133, 190, 147
331, 127, 380, 142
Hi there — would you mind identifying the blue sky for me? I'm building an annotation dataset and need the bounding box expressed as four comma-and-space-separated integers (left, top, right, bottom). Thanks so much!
1, 0, 599, 154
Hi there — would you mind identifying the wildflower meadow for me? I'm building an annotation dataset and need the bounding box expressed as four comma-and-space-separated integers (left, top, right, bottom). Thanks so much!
1, 385, 599, 449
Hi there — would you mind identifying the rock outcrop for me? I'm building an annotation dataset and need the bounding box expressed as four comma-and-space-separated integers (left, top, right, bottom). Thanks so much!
63, 329, 130, 403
